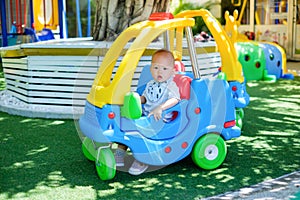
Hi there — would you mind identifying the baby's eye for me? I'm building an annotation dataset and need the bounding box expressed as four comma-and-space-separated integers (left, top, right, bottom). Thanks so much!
163, 67, 167, 70
154, 66, 159, 69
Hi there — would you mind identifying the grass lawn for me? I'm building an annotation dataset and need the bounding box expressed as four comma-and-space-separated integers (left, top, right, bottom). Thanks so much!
0, 64, 300, 199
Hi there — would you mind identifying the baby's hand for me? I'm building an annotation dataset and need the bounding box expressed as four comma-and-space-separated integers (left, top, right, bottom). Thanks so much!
148, 106, 163, 121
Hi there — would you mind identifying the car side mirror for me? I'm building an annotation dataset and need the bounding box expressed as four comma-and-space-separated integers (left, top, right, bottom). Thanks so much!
121, 92, 142, 119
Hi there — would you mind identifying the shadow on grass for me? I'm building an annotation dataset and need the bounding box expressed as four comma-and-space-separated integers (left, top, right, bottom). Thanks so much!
0, 78, 299, 199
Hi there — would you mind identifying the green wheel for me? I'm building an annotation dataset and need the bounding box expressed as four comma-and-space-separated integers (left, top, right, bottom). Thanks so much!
236, 114, 243, 129
95, 148, 116, 181
236, 108, 244, 119
192, 133, 227, 170
82, 137, 96, 161
235, 108, 244, 129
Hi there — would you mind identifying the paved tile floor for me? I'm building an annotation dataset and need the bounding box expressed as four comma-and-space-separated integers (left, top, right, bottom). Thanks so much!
204, 171, 300, 200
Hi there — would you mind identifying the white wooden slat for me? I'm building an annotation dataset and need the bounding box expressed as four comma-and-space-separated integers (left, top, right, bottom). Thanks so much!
200, 68, 220, 73
2, 63, 28, 70
112, 64, 151, 74
198, 59, 221, 64
5, 79, 27, 89
7, 90, 28, 103
2, 102, 85, 111
6, 84, 28, 96
5, 74, 94, 86
4, 91, 83, 105
200, 66, 219, 72
25, 71, 96, 79
30, 104, 85, 110
132, 73, 142, 79
201, 74, 216, 79
27, 66, 99, 73
199, 68, 219, 76
28, 57, 100, 67
29, 56, 99, 61
131, 80, 139, 87
29, 61, 100, 68
113, 62, 151, 69
6, 80, 91, 93
27, 91, 87, 99
3, 68, 28, 76
2, 58, 28, 64
26, 97, 85, 105
198, 57, 221, 63
200, 63, 220, 69
198, 61, 221, 67
176, 67, 220, 75
6, 88, 88, 103
197, 52, 220, 58
138, 56, 152, 61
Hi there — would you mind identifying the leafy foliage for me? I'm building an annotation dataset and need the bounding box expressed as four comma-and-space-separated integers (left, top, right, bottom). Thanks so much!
172, 2, 221, 35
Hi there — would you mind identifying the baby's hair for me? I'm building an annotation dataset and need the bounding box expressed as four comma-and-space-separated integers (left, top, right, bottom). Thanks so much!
152, 49, 175, 64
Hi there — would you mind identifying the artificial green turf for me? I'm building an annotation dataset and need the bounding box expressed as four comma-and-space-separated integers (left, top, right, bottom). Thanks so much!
0, 72, 299, 199
0, 64, 6, 90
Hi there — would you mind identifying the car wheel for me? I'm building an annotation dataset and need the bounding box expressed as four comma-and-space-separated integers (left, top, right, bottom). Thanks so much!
236, 114, 243, 129
236, 108, 244, 119
191, 133, 227, 170
236, 108, 244, 129
95, 148, 116, 181
82, 137, 96, 161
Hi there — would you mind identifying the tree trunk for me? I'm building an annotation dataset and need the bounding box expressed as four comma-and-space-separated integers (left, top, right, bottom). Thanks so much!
93, 0, 171, 41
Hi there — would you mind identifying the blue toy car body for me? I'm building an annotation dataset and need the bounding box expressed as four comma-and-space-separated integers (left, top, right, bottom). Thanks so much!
79, 77, 240, 166
78, 10, 245, 180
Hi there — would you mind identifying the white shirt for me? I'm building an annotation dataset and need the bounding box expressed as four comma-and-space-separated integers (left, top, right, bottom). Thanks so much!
142, 77, 180, 115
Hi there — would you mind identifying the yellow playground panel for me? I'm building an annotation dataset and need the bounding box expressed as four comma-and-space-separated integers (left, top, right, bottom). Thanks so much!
232, 0, 300, 60
33, 0, 59, 31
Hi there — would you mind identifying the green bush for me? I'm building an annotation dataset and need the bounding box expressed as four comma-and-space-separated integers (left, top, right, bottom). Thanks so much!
172, 2, 220, 35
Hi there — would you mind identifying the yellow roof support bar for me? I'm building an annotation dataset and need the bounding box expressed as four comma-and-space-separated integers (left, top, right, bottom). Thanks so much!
87, 18, 195, 108
175, 9, 244, 83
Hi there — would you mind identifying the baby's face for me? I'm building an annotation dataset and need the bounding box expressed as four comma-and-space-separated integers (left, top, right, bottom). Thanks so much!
151, 54, 174, 82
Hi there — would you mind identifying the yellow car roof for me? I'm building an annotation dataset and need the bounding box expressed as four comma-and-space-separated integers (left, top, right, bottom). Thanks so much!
87, 17, 195, 108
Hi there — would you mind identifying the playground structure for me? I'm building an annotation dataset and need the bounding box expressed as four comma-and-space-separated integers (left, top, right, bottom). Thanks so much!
235, 41, 276, 82
224, 9, 294, 82
32, 0, 59, 31
231, 0, 300, 60
0, 0, 66, 46
78, 9, 248, 180
0, 0, 92, 47
259, 42, 294, 79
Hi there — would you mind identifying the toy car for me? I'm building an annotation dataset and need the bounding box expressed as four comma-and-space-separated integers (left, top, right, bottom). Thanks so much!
79, 9, 244, 180
175, 10, 250, 128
